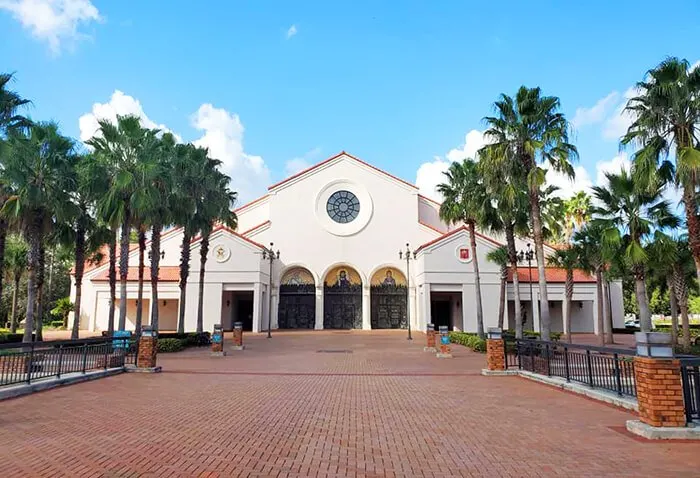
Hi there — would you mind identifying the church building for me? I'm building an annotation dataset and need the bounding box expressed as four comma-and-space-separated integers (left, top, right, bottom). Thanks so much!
70, 152, 624, 335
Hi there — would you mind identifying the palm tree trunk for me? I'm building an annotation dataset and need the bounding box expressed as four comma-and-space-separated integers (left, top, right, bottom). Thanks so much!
35, 243, 45, 342
564, 270, 573, 343
135, 226, 146, 334
149, 221, 163, 333
595, 267, 605, 345
71, 212, 86, 339
528, 183, 551, 340
467, 220, 484, 338
497, 265, 506, 330
177, 230, 192, 334
634, 268, 652, 332
23, 216, 42, 343
108, 228, 117, 336
10, 273, 20, 334
602, 279, 614, 344
196, 232, 210, 334
118, 202, 131, 331
681, 186, 700, 289
505, 225, 523, 339
0, 219, 6, 325
667, 276, 679, 346
672, 266, 690, 349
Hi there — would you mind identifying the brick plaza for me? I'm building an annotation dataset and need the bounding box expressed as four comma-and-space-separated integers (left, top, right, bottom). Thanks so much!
1, 331, 699, 477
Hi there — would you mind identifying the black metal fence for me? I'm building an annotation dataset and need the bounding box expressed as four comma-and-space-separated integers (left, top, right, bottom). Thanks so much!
680, 358, 700, 423
0, 336, 138, 388
510, 339, 637, 397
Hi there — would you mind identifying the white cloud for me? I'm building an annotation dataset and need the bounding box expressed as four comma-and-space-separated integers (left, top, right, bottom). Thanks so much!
78, 90, 180, 142
602, 87, 638, 141
445, 129, 488, 163
286, 24, 297, 39
571, 92, 619, 128
594, 152, 632, 187
545, 166, 593, 199
415, 157, 451, 202
0, 0, 101, 53
191, 104, 270, 203
284, 147, 321, 176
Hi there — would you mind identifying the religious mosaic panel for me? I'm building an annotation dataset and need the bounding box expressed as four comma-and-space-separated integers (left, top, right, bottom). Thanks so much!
278, 267, 315, 329
370, 267, 407, 329
323, 266, 362, 329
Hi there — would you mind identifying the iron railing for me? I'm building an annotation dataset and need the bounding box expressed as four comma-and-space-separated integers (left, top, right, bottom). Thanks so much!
511, 339, 637, 397
0, 335, 138, 388
680, 358, 700, 423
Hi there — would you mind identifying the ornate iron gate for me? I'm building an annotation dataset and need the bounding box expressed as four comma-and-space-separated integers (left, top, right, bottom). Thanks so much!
278, 284, 315, 329
370, 285, 407, 329
323, 284, 362, 329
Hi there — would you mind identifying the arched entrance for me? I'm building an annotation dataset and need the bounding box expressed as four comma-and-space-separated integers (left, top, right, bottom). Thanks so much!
323, 266, 362, 329
278, 267, 316, 329
370, 267, 407, 329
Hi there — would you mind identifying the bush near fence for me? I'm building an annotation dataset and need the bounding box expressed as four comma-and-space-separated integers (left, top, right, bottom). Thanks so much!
448, 332, 487, 352
502, 330, 563, 341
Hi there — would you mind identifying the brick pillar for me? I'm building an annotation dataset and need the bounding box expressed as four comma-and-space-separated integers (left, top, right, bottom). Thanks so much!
211, 324, 224, 354
486, 339, 506, 371
424, 323, 436, 352
436, 325, 452, 358
137, 336, 157, 369
232, 321, 244, 350
633, 356, 686, 428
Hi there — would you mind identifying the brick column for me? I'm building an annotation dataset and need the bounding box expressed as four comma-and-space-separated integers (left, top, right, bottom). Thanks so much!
436, 325, 452, 358
232, 321, 244, 350
424, 323, 436, 352
137, 335, 157, 369
486, 339, 506, 371
634, 356, 686, 428
211, 324, 225, 356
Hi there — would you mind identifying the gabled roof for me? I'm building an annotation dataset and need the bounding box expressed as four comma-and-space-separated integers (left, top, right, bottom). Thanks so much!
267, 151, 419, 192
507, 267, 595, 283
190, 224, 265, 250
415, 225, 503, 253
233, 194, 269, 213
240, 220, 271, 236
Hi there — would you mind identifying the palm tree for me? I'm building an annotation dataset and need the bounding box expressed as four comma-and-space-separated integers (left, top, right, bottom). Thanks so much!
437, 159, 488, 338
482, 86, 579, 341
563, 191, 591, 243
1, 123, 75, 342
572, 224, 607, 345
88, 115, 154, 331
4, 234, 27, 333
195, 166, 237, 333
622, 57, 700, 286
591, 170, 679, 332
486, 246, 509, 330
479, 152, 531, 338
547, 248, 581, 342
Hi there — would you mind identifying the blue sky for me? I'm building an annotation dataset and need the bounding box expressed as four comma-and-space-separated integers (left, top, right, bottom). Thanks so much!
2, 0, 699, 203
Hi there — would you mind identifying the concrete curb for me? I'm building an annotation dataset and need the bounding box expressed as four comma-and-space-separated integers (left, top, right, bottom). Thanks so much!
626, 420, 700, 440
124, 366, 162, 373
481, 369, 519, 376
0, 368, 124, 401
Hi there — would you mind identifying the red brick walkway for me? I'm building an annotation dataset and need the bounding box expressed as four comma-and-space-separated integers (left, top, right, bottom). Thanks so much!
1, 331, 699, 477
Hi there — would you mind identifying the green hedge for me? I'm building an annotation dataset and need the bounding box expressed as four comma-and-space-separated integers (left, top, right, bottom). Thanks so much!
448, 332, 487, 353
502, 330, 562, 341
156, 338, 186, 353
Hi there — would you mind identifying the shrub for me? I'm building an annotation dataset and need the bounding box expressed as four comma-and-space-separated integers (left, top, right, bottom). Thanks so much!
48, 320, 64, 329
448, 331, 486, 353
156, 338, 186, 353
503, 329, 561, 341
185, 332, 211, 346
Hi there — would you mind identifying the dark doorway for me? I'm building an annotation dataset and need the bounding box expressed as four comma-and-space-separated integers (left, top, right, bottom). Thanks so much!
278, 284, 315, 329
431, 299, 452, 331
370, 285, 407, 329
324, 284, 362, 329
236, 294, 254, 331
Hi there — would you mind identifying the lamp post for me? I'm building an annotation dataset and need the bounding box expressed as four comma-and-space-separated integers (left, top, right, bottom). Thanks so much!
399, 243, 416, 341
517, 243, 535, 326
262, 242, 280, 339
147, 249, 165, 261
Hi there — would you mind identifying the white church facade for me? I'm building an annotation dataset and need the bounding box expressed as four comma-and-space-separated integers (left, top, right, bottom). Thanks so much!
70, 152, 624, 335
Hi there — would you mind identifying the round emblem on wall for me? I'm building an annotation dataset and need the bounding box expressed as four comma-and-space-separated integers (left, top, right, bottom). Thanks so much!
455, 244, 472, 263
213, 244, 231, 263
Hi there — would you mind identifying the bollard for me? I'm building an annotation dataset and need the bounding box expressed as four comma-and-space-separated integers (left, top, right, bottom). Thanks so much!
231, 321, 245, 350
486, 327, 505, 371
424, 323, 437, 352
211, 324, 226, 357
436, 325, 452, 358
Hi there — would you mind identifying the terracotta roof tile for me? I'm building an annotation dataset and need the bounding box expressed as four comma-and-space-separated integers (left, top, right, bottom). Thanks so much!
91, 266, 180, 282
507, 267, 595, 283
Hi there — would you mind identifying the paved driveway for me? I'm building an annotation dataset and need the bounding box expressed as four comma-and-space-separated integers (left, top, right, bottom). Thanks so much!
1, 330, 699, 477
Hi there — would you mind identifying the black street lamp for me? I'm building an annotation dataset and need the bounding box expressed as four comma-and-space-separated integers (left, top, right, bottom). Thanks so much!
517, 243, 535, 324
262, 242, 280, 339
148, 249, 165, 261
399, 243, 416, 341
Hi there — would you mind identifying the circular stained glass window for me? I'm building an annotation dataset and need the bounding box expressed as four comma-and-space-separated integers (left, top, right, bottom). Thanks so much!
326, 190, 360, 224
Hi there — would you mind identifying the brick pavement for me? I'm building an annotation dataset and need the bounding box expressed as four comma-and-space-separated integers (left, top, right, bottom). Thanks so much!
1, 330, 699, 477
